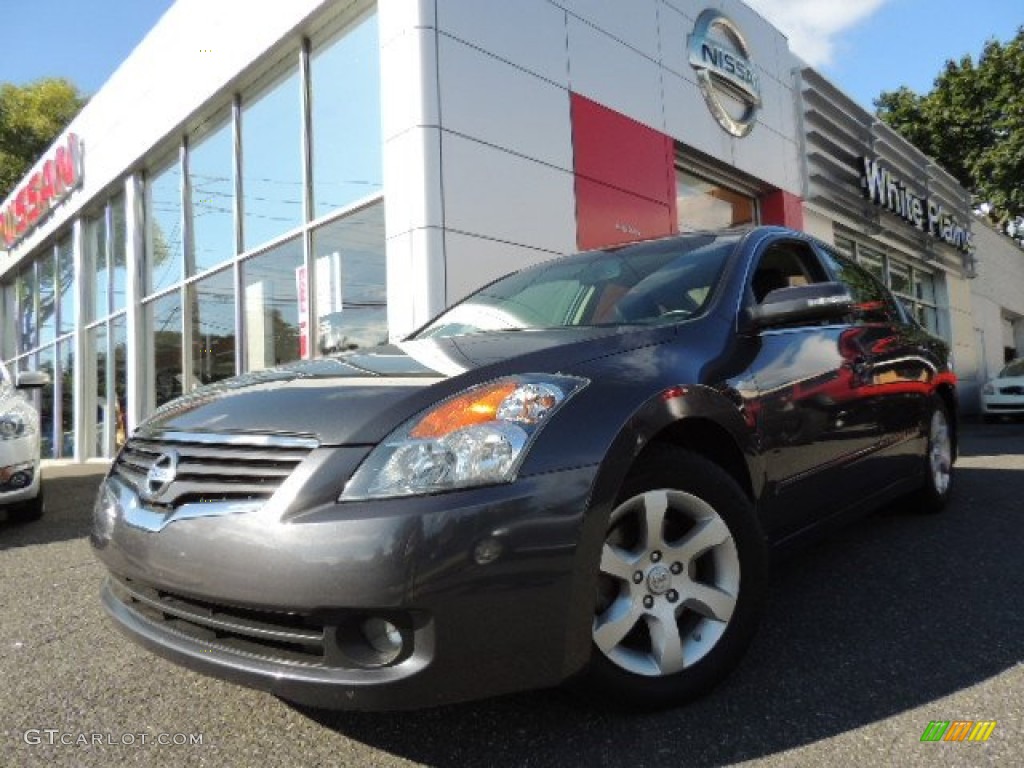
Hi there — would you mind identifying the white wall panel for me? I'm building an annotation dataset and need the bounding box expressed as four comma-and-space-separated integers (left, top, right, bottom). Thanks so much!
731, 124, 794, 193
438, 36, 573, 172
436, 0, 570, 86
657, 2, 698, 83
554, 0, 660, 61
662, 71, 733, 162
382, 126, 443, 238
567, 16, 663, 131
380, 26, 440, 140
385, 226, 446, 339
444, 231, 558, 305
441, 133, 576, 256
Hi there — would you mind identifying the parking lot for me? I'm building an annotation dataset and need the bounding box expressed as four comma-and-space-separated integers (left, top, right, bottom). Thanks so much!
1, 421, 1020, 767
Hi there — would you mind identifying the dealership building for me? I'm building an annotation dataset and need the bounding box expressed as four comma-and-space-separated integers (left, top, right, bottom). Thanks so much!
1, 0, 1019, 461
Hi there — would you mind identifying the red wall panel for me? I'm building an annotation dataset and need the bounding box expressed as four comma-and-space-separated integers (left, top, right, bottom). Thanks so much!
760, 189, 804, 230
571, 93, 677, 250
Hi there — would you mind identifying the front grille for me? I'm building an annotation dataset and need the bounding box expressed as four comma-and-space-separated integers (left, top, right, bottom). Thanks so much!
999, 386, 1024, 396
110, 575, 328, 666
112, 431, 316, 509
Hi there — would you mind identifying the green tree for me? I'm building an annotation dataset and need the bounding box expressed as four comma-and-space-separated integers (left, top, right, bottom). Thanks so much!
0, 78, 86, 201
875, 27, 1024, 225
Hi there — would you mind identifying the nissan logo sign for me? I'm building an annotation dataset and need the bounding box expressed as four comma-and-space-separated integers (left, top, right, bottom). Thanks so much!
688, 9, 762, 137
143, 450, 179, 501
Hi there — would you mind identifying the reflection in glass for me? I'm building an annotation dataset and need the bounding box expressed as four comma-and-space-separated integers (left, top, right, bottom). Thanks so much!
57, 236, 75, 336
858, 247, 886, 283
311, 11, 382, 218
242, 237, 303, 371
147, 158, 185, 296
242, 66, 303, 250
111, 195, 128, 312
111, 315, 128, 451
148, 291, 184, 408
59, 339, 74, 457
38, 251, 56, 346
189, 116, 236, 274
90, 324, 108, 457
676, 170, 756, 230
191, 268, 237, 386
311, 203, 388, 353
37, 346, 56, 459
86, 212, 108, 321
17, 266, 36, 353
888, 261, 911, 296
1, 281, 15, 359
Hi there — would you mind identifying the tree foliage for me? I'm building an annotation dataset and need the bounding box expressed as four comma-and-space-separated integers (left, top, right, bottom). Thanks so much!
0, 78, 85, 202
875, 27, 1024, 226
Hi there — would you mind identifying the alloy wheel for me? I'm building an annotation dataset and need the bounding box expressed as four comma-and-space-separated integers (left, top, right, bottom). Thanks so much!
593, 489, 740, 677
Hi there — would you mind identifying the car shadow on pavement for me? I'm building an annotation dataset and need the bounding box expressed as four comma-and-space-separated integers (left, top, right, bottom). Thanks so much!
301, 431, 1023, 767
0, 464, 107, 550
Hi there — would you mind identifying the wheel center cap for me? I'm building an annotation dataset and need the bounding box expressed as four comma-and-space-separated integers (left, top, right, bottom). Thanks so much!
647, 565, 671, 594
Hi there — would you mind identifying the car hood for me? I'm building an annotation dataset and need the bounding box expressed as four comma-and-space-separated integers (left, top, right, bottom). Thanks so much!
138, 326, 667, 445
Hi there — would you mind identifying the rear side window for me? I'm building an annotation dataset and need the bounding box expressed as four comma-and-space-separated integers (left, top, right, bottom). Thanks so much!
819, 249, 898, 324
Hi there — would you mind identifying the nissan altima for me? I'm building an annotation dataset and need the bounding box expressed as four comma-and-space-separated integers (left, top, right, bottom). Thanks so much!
91, 226, 957, 710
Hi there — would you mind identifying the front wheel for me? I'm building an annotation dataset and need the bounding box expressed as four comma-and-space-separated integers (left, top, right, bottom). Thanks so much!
583, 448, 768, 708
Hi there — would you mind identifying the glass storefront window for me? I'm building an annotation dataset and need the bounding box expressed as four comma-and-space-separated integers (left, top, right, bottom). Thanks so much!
857, 247, 886, 284
1, 282, 14, 359
242, 65, 303, 250
147, 157, 185, 296
189, 115, 236, 274
111, 195, 128, 312
148, 291, 184, 408
17, 266, 36, 353
242, 237, 304, 371
57, 236, 75, 336
111, 315, 128, 451
89, 324, 108, 457
58, 339, 74, 457
676, 170, 756, 230
311, 203, 387, 354
888, 261, 911, 297
86, 212, 109, 321
37, 347, 56, 459
38, 251, 57, 346
190, 268, 237, 387
310, 11, 382, 219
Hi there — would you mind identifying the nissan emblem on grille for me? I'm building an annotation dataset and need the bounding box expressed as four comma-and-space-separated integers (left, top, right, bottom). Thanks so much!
144, 450, 179, 500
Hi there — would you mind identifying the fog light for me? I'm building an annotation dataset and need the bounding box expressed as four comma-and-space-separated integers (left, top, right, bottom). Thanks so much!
361, 618, 403, 664
7, 470, 31, 488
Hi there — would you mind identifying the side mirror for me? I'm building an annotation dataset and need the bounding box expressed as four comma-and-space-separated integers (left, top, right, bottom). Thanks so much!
745, 281, 853, 330
15, 370, 50, 389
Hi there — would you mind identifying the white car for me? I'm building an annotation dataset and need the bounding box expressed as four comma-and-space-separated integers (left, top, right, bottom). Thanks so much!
0, 362, 48, 523
981, 358, 1024, 421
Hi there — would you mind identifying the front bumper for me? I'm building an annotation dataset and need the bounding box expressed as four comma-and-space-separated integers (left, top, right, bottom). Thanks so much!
92, 458, 601, 710
981, 394, 1024, 415
0, 435, 40, 507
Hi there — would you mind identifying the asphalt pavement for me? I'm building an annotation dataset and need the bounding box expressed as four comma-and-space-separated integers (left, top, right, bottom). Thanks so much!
1, 421, 1021, 767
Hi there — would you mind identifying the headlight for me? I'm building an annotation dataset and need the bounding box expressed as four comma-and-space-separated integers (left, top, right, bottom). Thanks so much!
341, 374, 587, 500
982, 383, 995, 395
0, 413, 27, 440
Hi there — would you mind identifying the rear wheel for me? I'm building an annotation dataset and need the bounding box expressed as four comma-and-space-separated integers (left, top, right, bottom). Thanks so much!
914, 398, 954, 513
584, 448, 768, 708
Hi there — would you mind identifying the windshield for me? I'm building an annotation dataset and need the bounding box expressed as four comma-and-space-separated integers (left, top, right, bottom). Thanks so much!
416, 235, 738, 339
1000, 359, 1024, 378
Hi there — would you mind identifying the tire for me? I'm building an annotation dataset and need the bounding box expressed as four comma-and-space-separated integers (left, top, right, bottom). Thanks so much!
6, 486, 44, 524
913, 397, 954, 514
583, 447, 769, 709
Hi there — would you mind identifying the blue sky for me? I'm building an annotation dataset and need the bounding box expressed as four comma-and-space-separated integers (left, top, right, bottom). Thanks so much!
0, 1, 1018, 111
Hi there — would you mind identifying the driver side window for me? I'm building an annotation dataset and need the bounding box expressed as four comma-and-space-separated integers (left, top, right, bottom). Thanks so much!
750, 241, 829, 304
